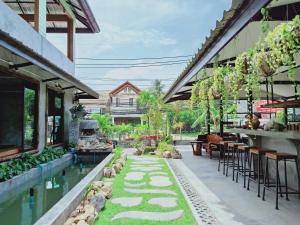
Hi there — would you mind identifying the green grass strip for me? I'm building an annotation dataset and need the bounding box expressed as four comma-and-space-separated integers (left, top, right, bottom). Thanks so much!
94, 157, 197, 225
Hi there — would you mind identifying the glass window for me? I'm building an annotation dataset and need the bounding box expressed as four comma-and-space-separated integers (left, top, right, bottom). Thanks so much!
129, 98, 133, 106
116, 98, 120, 107
47, 89, 64, 145
24, 87, 37, 150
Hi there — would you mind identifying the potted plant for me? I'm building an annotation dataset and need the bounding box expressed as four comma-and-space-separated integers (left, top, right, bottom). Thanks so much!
69, 103, 87, 121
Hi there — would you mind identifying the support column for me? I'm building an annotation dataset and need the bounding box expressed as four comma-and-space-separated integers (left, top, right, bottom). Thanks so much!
67, 18, 75, 61
34, 0, 46, 36
219, 98, 224, 137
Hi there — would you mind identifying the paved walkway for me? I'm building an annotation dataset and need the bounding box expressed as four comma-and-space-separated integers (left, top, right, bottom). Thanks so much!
175, 145, 300, 225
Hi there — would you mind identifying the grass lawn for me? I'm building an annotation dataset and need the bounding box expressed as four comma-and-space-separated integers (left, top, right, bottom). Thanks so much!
94, 157, 197, 225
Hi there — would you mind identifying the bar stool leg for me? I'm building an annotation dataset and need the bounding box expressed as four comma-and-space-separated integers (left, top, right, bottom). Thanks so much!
236, 149, 240, 183
218, 145, 222, 172
232, 148, 236, 181
276, 158, 279, 210
258, 154, 261, 198
247, 153, 253, 190
226, 147, 230, 177
243, 151, 248, 188
295, 158, 300, 199
284, 159, 289, 201
262, 157, 269, 201
223, 146, 226, 175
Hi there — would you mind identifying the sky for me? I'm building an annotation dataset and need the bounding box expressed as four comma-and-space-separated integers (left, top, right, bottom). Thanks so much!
48, 0, 231, 92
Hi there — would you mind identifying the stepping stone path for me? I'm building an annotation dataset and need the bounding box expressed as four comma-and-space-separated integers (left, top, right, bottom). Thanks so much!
124, 181, 146, 187
112, 197, 143, 207
106, 156, 187, 224
124, 172, 145, 181
112, 210, 184, 221
148, 197, 178, 208
149, 175, 173, 187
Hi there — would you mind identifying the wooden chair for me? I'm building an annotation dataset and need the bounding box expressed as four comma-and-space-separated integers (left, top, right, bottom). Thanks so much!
207, 134, 223, 159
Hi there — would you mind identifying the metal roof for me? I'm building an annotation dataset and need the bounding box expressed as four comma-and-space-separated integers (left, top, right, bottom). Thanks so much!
164, 0, 271, 103
4, 0, 100, 33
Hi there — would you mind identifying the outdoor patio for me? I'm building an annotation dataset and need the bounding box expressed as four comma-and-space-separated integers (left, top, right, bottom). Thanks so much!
175, 145, 300, 225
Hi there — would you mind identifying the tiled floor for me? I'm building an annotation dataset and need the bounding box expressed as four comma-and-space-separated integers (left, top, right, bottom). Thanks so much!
175, 145, 300, 225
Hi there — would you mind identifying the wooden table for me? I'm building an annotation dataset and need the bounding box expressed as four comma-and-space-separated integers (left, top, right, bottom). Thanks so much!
190, 141, 203, 156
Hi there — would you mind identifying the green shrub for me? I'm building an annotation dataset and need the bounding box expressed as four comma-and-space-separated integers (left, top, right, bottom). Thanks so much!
144, 146, 156, 154
0, 146, 66, 182
109, 146, 124, 167
157, 141, 176, 157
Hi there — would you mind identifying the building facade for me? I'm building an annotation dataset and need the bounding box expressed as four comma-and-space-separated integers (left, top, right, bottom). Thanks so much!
0, 0, 99, 161
81, 81, 144, 125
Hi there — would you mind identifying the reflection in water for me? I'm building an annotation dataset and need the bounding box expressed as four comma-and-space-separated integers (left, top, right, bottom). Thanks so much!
0, 163, 94, 225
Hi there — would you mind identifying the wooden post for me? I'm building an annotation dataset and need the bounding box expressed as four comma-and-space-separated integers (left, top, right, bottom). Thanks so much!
67, 18, 74, 61
34, 0, 40, 32
219, 98, 224, 137
284, 107, 288, 126
207, 98, 211, 134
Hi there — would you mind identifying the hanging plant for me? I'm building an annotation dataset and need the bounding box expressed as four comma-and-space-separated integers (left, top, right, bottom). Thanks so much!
191, 80, 201, 105
264, 15, 300, 80
254, 49, 275, 77
260, 7, 270, 33
211, 65, 232, 98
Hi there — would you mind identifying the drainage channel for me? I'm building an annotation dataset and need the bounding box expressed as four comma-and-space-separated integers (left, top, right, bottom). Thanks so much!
168, 159, 219, 225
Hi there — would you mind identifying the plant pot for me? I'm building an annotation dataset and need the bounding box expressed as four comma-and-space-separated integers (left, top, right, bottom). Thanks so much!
255, 52, 274, 77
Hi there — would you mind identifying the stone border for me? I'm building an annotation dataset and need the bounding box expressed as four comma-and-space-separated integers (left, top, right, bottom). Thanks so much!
0, 153, 73, 203
34, 153, 114, 225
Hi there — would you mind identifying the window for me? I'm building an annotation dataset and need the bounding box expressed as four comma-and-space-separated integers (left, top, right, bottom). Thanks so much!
129, 98, 133, 106
24, 87, 38, 150
116, 97, 120, 107
47, 89, 64, 145
0, 77, 38, 152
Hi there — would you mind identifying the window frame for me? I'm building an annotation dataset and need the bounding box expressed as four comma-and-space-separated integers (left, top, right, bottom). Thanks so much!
46, 87, 64, 146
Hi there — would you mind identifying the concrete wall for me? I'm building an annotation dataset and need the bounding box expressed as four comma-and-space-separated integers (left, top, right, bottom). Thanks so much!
38, 83, 46, 152
64, 91, 74, 145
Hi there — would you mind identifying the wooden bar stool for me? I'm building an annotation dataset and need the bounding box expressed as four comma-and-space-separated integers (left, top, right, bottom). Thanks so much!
227, 142, 245, 181
218, 141, 233, 175
262, 152, 300, 210
237, 145, 250, 187
247, 148, 276, 198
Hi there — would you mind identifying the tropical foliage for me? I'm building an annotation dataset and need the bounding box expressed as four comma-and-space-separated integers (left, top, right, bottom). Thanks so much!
0, 146, 65, 182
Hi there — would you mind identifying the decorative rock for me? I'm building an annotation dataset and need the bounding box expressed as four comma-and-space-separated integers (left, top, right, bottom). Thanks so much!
101, 185, 112, 199
172, 152, 182, 159
124, 172, 145, 181
163, 151, 172, 158
149, 176, 172, 187
90, 192, 106, 211
134, 148, 144, 156
103, 167, 112, 178
115, 162, 123, 171
92, 181, 104, 188
111, 210, 184, 221
103, 181, 113, 188
124, 182, 146, 187
112, 164, 120, 173
111, 167, 116, 177
111, 197, 143, 207
77, 220, 89, 225
115, 159, 124, 167
148, 197, 177, 208
63, 217, 75, 225
124, 188, 177, 195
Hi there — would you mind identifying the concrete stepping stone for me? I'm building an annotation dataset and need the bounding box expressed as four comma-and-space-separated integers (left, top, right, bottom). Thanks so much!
124, 188, 177, 195
149, 176, 172, 187
111, 197, 143, 207
132, 162, 160, 165
129, 156, 159, 161
149, 171, 168, 176
124, 172, 145, 181
148, 197, 178, 208
111, 210, 184, 221
124, 182, 146, 187
130, 166, 162, 172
